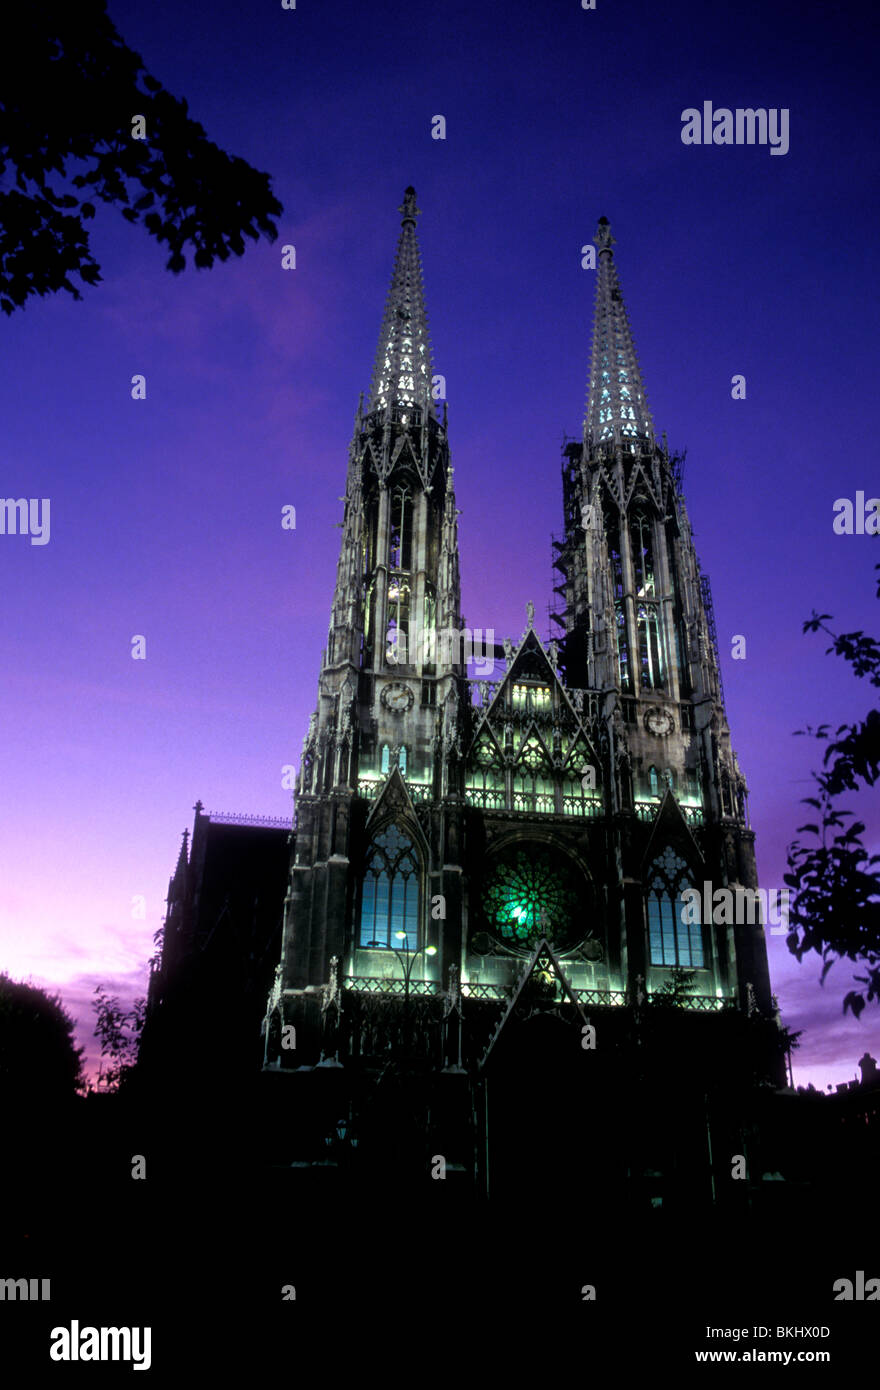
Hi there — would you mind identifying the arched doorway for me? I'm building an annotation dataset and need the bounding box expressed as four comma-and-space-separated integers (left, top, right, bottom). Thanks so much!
484, 1009, 589, 1201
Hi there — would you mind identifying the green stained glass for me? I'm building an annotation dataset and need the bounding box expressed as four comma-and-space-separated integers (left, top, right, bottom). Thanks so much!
483, 848, 580, 948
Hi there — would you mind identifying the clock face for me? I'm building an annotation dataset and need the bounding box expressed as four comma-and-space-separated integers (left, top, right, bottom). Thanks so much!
645, 707, 674, 737
381, 682, 413, 713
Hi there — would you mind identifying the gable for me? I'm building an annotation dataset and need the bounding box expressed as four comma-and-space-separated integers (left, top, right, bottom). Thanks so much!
466, 627, 599, 773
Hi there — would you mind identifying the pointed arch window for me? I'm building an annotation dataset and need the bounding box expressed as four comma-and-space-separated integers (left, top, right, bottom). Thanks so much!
649, 766, 659, 797
629, 512, 656, 597
637, 602, 664, 690
646, 847, 703, 968
465, 736, 505, 810
381, 744, 390, 775
513, 736, 554, 814
359, 824, 421, 949
389, 486, 413, 572
606, 507, 631, 691
386, 486, 412, 666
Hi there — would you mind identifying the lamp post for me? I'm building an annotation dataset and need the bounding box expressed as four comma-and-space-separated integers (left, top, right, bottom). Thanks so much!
394, 932, 437, 1054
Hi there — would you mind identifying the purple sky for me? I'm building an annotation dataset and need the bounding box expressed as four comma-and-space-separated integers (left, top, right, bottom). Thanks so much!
2, 0, 877, 1089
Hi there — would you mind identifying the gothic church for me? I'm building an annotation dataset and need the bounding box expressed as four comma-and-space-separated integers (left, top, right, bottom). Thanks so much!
144, 189, 781, 1204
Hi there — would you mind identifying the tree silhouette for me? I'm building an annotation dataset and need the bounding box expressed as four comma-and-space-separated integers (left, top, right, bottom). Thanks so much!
0, 972, 84, 1098
0, 1, 282, 314
785, 560, 880, 1014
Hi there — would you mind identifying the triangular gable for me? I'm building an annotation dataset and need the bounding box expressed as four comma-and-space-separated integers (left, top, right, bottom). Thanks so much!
624, 456, 662, 512
365, 766, 427, 850
389, 432, 422, 481
640, 787, 703, 876
470, 626, 597, 761
479, 937, 587, 1070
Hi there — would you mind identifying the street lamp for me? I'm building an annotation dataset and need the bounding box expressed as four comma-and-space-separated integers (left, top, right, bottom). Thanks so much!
394, 932, 437, 1054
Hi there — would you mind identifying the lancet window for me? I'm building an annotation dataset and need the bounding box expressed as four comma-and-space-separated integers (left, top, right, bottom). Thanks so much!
646, 847, 703, 968
629, 511, 656, 597
637, 602, 664, 690
606, 508, 631, 692
359, 824, 421, 950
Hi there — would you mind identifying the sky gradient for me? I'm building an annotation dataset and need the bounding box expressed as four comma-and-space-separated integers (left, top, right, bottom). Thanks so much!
1, 0, 877, 1088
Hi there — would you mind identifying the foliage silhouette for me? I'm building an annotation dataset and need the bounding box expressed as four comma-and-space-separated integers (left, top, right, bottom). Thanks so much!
92, 984, 145, 1091
0, 1, 282, 314
785, 560, 880, 1014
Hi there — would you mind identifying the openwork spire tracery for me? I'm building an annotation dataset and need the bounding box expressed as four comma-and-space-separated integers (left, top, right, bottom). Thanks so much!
585, 217, 653, 449
368, 187, 434, 419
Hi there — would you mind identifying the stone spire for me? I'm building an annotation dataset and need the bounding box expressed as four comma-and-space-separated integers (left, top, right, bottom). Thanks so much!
368, 187, 435, 420
584, 217, 653, 450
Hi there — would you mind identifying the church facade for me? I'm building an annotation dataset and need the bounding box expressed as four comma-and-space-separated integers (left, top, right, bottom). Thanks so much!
148, 189, 782, 1202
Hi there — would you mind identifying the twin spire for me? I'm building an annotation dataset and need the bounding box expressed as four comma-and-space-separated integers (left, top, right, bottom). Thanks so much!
367, 193, 653, 448
368, 187, 435, 421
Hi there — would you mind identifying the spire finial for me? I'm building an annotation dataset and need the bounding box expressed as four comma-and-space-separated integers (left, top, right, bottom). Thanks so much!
399, 186, 420, 226
584, 216, 653, 451
594, 216, 614, 254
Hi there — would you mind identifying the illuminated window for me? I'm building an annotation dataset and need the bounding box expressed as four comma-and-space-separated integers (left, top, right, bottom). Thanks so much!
359, 825, 420, 949
630, 512, 655, 597
482, 846, 580, 949
381, 744, 390, 775
606, 508, 631, 691
514, 736, 554, 813
637, 602, 664, 690
646, 847, 703, 968
389, 487, 412, 572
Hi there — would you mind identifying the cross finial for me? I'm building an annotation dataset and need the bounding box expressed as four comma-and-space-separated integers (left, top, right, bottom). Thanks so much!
399, 186, 420, 225
594, 216, 614, 254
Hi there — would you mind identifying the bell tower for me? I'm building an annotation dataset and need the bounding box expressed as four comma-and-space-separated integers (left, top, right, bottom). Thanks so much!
278, 188, 466, 1049
551, 215, 772, 1008
302, 186, 462, 806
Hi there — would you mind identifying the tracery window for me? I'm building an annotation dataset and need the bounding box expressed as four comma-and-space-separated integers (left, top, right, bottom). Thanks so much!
513, 737, 554, 813
645, 847, 703, 968
465, 738, 505, 809
359, 824, 421, 949
482, 846, 580, 949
